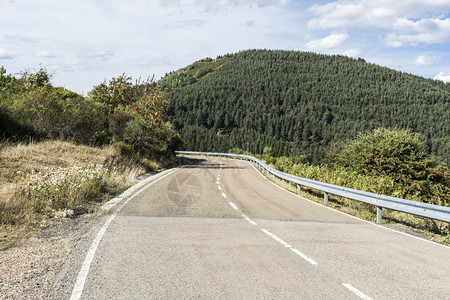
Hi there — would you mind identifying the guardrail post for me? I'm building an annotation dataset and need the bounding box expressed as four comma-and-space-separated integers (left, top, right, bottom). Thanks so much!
297, 184, 300, 194
324, 192, 328, 205
273, 174, 275, 180
377, 207, 382, 224
282, 179, 285, 185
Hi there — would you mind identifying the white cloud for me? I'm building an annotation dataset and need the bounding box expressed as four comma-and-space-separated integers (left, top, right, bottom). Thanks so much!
164, 19, 209, 29
81, 50, 114, 61
35, 51, 55, 58
433, 71, 450, 82
1, 0, 449, 93
342, 48, 362, 58
414, 55, 440, 66
306, 33, 349, 50
160, 0, 290, 8
4, 34, 39, 44
0, 48, 16, 59
307, 0, 450, 47
386, 17, 450, 46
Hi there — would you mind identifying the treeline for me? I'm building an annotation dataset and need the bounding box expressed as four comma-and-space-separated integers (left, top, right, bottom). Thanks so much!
0, 67, 182, 168
163, 49, 450, 165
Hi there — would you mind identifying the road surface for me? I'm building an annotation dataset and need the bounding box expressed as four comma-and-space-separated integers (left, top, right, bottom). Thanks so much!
51, 156, 450, 299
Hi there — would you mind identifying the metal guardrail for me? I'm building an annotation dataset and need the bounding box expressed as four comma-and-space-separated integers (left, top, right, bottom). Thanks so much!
176, 151, 450, 224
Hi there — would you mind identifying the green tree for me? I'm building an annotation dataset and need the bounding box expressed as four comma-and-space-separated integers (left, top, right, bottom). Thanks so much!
0, 66, 15, 90
89, 73, 132, 113
331, 128, 429, 177
24, 67, 51, 89
15, 86, 105, 143
263, 146, 273, 156
330, 128, 450, 203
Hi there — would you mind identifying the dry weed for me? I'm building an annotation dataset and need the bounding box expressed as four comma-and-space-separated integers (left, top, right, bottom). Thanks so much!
0, 140, 148, 249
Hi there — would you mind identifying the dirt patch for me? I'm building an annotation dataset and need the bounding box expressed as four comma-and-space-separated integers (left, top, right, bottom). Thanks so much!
0, 215, 98, 299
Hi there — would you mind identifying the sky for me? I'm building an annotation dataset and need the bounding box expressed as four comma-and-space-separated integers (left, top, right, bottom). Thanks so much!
1, 0, 450, 95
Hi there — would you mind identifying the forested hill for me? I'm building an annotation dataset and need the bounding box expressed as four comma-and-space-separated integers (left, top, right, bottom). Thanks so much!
162, 49, 450, 164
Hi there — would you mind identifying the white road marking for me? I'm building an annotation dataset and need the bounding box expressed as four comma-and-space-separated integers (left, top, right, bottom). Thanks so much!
290, 248, 318, 266
70, 168, 179, 300
217, 186, 222, 191
261, 229, 318, 266
70, 214, 115, 300
242, 214, 257, 225
261, 229, 292, 248
246, 159, 450, 250
343, 284, 373, 300
229, 201, 239, 210
221, 192, 227, 199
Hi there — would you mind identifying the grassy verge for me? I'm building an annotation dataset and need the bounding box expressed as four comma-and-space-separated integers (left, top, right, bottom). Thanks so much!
0, 140, 164, 250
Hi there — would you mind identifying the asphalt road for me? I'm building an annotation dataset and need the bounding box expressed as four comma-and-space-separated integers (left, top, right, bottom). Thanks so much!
52, 156, 450, 299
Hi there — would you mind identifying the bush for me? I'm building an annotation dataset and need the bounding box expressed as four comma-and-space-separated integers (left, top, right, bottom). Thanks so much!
0, 66, 15, 90
14, 86, 105, 143
24, 68, 51, 90
331, 128, 429, 176
228, 147, 246, 155
93, 130, 112, 146
117, 142, 134, 156
328, 128, 450, 205
0, 105, 33, 139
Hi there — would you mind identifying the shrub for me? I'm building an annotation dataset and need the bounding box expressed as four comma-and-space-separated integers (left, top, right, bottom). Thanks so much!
24, 67, 51, 90
93, 130, 112, 146
117, 142, 134, 156
0, 66, 15, 90
14, 86, 105, 143
326, 128, 450, 205
331, 128, 429, 177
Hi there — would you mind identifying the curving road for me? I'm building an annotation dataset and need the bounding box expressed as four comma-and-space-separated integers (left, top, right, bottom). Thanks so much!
51, 156, 450, 299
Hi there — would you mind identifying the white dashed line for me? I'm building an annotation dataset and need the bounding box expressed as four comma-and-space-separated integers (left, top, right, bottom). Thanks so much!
260, 229, 318, 265
229, 201, 239, 210
261, 229, 292, 248
290, 248, 318, 266
242, 214, 257, 225
218, 161, 318, 266
342, 284, 373, 300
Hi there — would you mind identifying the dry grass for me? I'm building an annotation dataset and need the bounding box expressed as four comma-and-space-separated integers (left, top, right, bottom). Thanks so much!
0, 140, 147, 249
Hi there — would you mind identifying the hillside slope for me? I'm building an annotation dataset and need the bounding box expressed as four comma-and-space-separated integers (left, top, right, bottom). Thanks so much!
163, 49, 450, 164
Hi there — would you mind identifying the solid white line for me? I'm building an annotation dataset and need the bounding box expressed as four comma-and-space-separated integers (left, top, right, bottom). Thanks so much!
290, 248, 318, 266
221, 192, 227, 199
229, 201, 239, 210
343, 284, 373, 300
260, 229, 292, 248
70, 214, 115, 300
242, 214, 257, 225
70, 168, 179, 300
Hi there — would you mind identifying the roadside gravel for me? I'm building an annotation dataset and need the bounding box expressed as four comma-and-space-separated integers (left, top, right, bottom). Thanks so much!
0, 215, 100, 299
